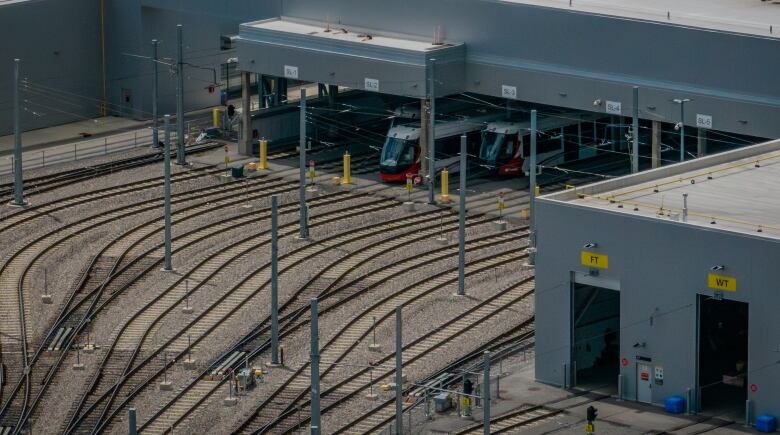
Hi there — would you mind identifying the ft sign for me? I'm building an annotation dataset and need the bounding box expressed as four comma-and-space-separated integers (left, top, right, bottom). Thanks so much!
581, 251, 608, 269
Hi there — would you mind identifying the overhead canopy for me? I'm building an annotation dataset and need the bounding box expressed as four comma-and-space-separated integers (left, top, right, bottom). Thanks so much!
237, 18, 466, 98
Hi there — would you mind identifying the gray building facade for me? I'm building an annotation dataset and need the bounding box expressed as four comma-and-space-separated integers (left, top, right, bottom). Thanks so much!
535, 140, 780, 420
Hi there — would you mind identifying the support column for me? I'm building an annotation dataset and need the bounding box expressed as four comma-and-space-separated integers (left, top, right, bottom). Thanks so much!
428, 59, 436, 204
419, 99, 430, 179
128, 408, 137, 435
483, 351, 491, 435
697, 128, 707, 157
327, 85, 338, 107
240, 71, 251, 155
651, 120, 661, 169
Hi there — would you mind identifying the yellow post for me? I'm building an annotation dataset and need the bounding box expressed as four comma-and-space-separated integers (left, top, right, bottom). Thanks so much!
439, 168, 450, 202
341, 151, 352, 184
212, 108, 222, 128
258, 139, 268, 170
535, 185, 540, 196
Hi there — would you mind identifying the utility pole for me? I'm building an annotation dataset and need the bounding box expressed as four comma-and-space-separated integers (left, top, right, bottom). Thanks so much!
428, 58, 437, 204
176, 24, 186, 166
529, 110, 537, 265
395, 306, 403, 435
270, 195, 280, 365
163, 114, 172, 271
152, 39, 159, 149
299, 88, 309, 239
12, 58, 25, 206
310, 298, 321, 435
632, 86, 639, 174
457, 134, 466, 296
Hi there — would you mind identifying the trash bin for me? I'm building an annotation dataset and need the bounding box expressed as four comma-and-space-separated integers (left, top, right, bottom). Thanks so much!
756, 414, 777, 433
664, 396, 685, 414
231, 164, 244, 178
434, 392, 451, 413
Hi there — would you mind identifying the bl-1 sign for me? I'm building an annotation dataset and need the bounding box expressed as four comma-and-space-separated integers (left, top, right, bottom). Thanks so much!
283, 65, 299, 79
581, 251, 608, 269
708, 273, 736, 292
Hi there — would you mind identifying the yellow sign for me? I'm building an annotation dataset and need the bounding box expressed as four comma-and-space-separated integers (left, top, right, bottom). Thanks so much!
498, 199, 505, 210
224, 155, 230, 165
585, 423, 594, 434
708, 273, 736, 292
581, 251, 608, 269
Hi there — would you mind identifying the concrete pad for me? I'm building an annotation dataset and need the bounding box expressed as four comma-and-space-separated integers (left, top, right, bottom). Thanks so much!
223, 397, 238, 406
41, 294, 53, 304
72, 363, 85, 371
158, 381, 173, 391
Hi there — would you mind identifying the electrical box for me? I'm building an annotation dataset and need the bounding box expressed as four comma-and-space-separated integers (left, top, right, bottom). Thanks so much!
654, 365, 664, 385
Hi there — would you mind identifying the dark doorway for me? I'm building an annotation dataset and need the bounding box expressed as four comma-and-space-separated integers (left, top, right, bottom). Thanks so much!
572, 283, 620, 393
698, 295, 748, 417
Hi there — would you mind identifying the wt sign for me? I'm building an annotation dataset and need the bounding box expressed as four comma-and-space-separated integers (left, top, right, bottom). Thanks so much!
283, 65, 299, 79
501, 85, 518, 100
364, 78, 379, 92
605, 101, 622, 115
696, 114, 713, 129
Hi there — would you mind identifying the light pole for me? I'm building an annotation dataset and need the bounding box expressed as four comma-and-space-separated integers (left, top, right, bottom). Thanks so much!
673, 98, 691, 162
151, 39, 159, 149
12, 58, 25, 206
176, 24, 186, 166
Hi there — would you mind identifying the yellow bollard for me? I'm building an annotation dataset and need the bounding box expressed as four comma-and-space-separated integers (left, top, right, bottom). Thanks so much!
535, 185, 540, 196
258, 139, 268, 170
341, 152, 352, 185
439, 168, 450, 202
212, 108, 222, 128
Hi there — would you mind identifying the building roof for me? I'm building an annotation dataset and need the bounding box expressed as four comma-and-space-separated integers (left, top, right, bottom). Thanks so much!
501, 0, 780, 39
244, 19, 449, 52
541, 139, 780, 240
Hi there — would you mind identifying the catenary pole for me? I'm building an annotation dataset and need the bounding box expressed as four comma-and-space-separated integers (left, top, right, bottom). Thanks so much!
163, 114, 172, 271
12, 58, 25, 206
428, 58, 436, 204
529, 110, 537, 265
299, 88, 309, 239
176, 24, 186, 165
458, 135, 467, 296
152, 39, 159, 149
310, 298, 321, 434
632, 86, 639, 173
395, 306, 403, 435
271, 195, 280, 364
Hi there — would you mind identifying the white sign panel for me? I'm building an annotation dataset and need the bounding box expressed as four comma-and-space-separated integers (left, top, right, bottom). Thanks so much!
605, 101, 622, 115
283, 65, 299, 79
501, 85, 518, 100
364, 78, 379, 92
696, 114, 713, 129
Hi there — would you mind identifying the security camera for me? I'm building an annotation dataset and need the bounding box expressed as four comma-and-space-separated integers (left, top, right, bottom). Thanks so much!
710, 265, 725, 271
592, 99, 602, 107
674, 122, 683, 131
583, 242, 598, 249
632, 342, 646, 348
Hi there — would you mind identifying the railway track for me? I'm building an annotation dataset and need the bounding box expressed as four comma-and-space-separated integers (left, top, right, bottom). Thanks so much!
136, 216, 513, 433
454, 405, 563, 434
0, 175, 309, 430
1, 178, 334, 433
0, 143, 222, 204
233, 242, 529, 434
66, 196, 414, 434
337, 318, 536, 433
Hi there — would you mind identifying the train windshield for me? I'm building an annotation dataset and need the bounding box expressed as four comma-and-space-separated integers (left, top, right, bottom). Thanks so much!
479, 132, 509, 165
381, 137, 415, 167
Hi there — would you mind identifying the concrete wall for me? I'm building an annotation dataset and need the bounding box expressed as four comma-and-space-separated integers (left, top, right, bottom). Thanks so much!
278, 0, 780, 139
535, 198, 780, 417
0, 0, 101, 135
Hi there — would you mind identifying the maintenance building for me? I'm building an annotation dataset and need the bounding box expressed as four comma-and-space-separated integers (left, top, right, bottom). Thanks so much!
535, 139, 780, 422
